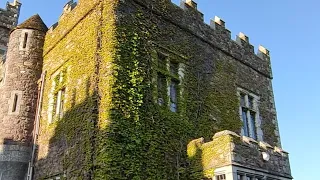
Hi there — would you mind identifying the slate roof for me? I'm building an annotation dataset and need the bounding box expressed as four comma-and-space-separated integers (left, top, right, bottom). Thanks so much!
15, 14, 48, 32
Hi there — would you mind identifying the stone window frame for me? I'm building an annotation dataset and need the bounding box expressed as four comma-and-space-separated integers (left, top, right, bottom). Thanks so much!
8, 90, 23, 116
48, 69, 67, 124
153, 49, 185, 113
237, 87, 263, 141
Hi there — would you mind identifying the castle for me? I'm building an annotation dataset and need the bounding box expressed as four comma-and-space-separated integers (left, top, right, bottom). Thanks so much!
0, 0, 292, 180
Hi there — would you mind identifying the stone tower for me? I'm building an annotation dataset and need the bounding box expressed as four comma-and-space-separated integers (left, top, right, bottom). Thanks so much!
0, 14, 47, 180
0, 0, 21, 56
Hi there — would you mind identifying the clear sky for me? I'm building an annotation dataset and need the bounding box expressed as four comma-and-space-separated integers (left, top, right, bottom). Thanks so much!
2, 0, 318, 179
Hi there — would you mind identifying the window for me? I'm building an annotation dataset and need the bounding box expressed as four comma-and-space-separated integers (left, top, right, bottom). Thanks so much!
50, 70, 67, 122
8, 91, 22, 115
238, 89, 259, 140
216, 174, 226, 180
157, 72, 167, 106
12, 94, 19, 112
23, 32, 28, 49
53, 88, 65, 121
156, 52, 181, 112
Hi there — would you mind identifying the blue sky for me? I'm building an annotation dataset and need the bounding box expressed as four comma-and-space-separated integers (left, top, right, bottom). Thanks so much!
3, 0, 318, 179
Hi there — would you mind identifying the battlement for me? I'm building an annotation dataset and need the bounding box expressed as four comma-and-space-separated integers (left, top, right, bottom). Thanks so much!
0, 0, 21, 29
196, 130, 292, 178
45, 0, 273, 78
212, 130, 289, 157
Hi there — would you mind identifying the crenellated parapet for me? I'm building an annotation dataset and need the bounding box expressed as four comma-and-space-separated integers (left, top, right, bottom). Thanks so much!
0, 0, 21, 29
193, 130, 292, 179
125, 0, 273, 77
60, 0, 78, 20
45, 0, 273, 78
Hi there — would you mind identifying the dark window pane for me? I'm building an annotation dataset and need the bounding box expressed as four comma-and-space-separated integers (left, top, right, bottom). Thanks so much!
242, 109, 249, 136
249, 112, 257, 139
59, 88, 66, 119
157, 53, 167, 70
216, 174, 226, 180
240, 93, 246, 107
170, 61, 179, 75
170, 79, 178, 112
157, 73, 167, 105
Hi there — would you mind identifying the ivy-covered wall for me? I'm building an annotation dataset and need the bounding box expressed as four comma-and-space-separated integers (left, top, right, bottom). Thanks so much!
35, 0, 281, 179
35, 0, 111, 178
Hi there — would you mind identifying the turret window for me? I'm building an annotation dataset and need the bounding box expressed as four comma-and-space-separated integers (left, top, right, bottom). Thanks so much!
19, 30, 32, 50
22, 32, 28, 49
12, 94, 19, 112
8, 91, 22, 115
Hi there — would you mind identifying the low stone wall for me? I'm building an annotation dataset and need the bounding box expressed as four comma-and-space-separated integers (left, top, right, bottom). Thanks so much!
195, 130, 292, 179
0, 144, 32, 180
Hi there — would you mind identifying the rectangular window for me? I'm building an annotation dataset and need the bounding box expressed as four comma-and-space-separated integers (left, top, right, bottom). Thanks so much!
242, 109, 249, 137
12, 94, 19, 113
156, 51, 181, 113
249, 112, 257, 139
170, 79, 178, 112
23, 32, 28, 49
238, 89, 259, 140
157, 73, 167, 106
216, 174, 226, 180
53, 88, 65, 121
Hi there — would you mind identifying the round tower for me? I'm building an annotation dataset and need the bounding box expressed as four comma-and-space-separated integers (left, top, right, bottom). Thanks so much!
0, 14, 47, 180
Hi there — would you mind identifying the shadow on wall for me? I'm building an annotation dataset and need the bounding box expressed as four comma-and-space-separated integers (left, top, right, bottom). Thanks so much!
34, 78, 212, 179
0, 138, 30, 180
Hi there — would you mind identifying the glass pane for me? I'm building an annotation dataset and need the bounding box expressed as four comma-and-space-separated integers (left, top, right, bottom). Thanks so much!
242, 109, 249, 136
59, 89, 66, 119
157, 73, 167, 105
240, 93, 246, 107
249, 112, 257, 139
170, 79, 178, 103
170, 79, 178, 112
170, 61, 179, 75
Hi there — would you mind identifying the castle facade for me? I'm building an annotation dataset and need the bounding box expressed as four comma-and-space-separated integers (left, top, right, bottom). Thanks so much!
0, 0, 292, 180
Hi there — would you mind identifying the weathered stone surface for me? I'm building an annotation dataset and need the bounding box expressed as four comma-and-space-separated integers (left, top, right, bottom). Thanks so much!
200, 131, 292, 179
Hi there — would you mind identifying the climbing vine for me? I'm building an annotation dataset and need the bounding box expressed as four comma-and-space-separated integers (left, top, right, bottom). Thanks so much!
37, 0, 245, 179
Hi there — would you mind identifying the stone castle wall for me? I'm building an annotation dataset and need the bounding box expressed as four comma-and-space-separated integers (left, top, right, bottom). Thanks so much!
122, 0, 280, 146
30, 0, 289, 179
